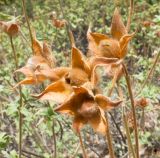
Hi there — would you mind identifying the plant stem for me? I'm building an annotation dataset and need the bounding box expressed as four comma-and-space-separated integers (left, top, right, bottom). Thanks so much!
21, 0, 33, 50
22, 149, 44, 158
122, 106, 136, 158
127, 0, 134, 32
77, 131, 88, 158
122, 63, 139, 158
135, 51, 160, 97
105, 113, 115, 158
31, 124, 51, 154
109, 112, 126, 145
10, 36, 23, 158
52, 120, 57, 158
71, 143, 80, 158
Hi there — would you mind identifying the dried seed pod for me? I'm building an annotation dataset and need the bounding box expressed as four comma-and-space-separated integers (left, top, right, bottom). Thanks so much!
135, 98, 149, 108
0, 20, 20, 36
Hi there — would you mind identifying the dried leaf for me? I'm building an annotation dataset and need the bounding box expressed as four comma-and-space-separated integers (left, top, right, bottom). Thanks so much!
111, 8, 127, 40
42, 42, 56, 68
89, 33, 109, 45
54, 92, 77, 115
32, 79, 72, 103
95, 94, 122, 110
34, 68, 60, 81
13, 77, 36, 89
32, 32, 41, 54
119, 32, 135, 58
89, 56, 118, 71
89, 107, 107, 135
15, 66, 34, 77
71, 47, 90, 74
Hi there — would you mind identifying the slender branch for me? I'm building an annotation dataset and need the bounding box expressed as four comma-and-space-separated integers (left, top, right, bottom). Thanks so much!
135, 51, 160, 97
122, 106, 136, 158
25, 124, 46, 153
141, 108, 145, 132
105, 114, 115, 158
52, 120, 57, 158
10, 36, 23, 158
109, 112, 126, 144
21, 0, 33, 50
122, 63, 139, 158
126, 0, 134, 32
77, 131, 88, 158
22, 149, 44, 158
31, 124, 51, 154
105, 67, 123, 158
71, 143, 80, 158
10, 36, 18, 68
19, 29, 31, 49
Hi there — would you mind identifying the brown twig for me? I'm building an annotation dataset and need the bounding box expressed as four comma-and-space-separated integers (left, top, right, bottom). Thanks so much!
10, 36, 22, 158
105, 113, 115, 158
71, 143, 80, 158
135, 51, 160, 97
77, 131, 88, 158
109, 112, 126, 145
117, 79, 136, 158
22, 149, 44, 158
126, 0, 134, 32
122, 63, 139, 158
122, 106, 136, 158
31, 124, 51, 154
10, 36, 23, 158
21, 0, 33, 50
52, 120, 57, 158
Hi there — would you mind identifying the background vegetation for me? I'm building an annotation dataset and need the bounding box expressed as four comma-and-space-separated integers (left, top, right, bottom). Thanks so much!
0, 0, 160, 157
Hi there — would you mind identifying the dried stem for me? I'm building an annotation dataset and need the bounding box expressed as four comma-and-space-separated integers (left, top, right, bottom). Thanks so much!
71, 143, 80, 158
122, 63, 139, 158
22, 149, 44, 158
52, 120, 57, 158
105, 113, 115, 158
10, 36, 23, 158
31, 124, 51, 154
77, 131, 88, 158
109, 112, 126, 145
141, 108, 145, 132
21, 0, 33, 49
127, 0, 134, 32
135, 51, 160, 97
122, 106, 136, 158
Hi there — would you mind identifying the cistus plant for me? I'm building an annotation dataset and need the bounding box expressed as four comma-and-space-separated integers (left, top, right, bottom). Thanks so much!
0, 0, 159, 158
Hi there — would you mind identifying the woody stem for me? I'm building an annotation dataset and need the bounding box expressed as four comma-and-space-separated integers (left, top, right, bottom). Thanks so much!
21, 0, 33, 49
135, 51, 160, 97
117, 82, 136, 157
10, 36, 23, 158
127, 0, 134, 32
77, 131, 88, 158
122, 63, 139, 158
105, 113, 115, 158
122, 106, 136, 158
